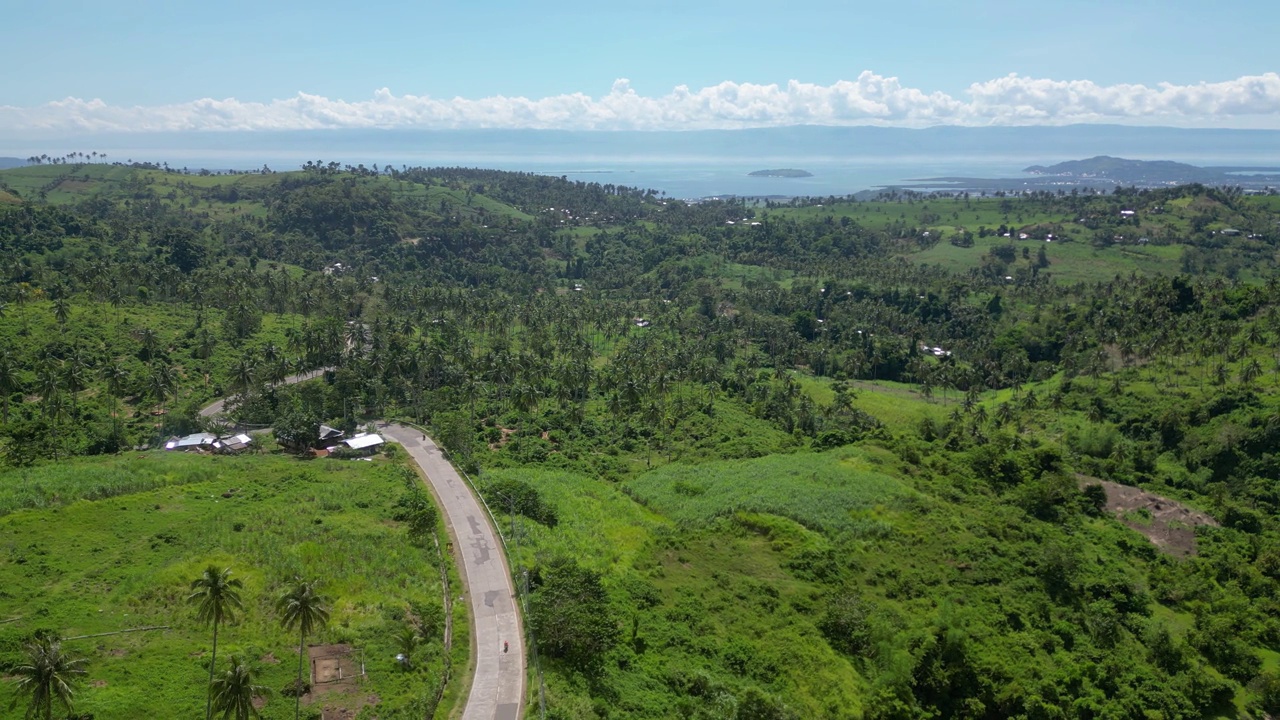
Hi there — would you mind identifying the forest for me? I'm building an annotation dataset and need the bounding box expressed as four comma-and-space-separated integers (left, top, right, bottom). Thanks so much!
2, 159, 1280, 718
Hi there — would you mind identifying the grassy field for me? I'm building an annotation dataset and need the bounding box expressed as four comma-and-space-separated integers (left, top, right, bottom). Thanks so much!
908, 235, 1184, 281
477, 465, 870, 718
0, 452, 466, 719
627, 447, 911, 535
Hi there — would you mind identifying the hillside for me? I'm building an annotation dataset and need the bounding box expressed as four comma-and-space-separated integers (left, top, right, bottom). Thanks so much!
1025, 155, 1280, 184
3, 161, 1280, 717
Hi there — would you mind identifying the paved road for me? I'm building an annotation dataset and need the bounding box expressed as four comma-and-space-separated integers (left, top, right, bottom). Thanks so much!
381, 423, 525, 720
197, 369, 330, 418
200, 376, 525, 720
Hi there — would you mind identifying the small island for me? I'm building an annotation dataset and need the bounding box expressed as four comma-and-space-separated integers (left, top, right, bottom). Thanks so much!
749, 168, 813, 178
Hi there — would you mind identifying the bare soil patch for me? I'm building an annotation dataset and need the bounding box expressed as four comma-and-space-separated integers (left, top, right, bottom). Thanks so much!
1077, 475, 1218, 557
304, 643, 375, 720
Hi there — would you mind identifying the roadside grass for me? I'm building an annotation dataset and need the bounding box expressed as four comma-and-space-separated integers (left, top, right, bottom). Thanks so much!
481, 465, 870, 718
0, 452, 457, 719
481, 468, 668, 573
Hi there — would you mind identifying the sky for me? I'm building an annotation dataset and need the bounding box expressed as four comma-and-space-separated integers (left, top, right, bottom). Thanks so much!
4, 0, 1280, 135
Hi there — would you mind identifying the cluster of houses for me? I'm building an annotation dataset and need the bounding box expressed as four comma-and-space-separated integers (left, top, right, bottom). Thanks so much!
165, 423, 385, 457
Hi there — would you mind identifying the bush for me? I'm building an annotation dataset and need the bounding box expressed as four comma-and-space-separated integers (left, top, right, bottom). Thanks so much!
484, 476, 558, 527
528, 558, 618, 670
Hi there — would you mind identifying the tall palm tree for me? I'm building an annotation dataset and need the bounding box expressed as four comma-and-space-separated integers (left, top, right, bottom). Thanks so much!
276, 578, 330, 720
8, 636, 87, 720
100, 362, 129, 419
231, 355, 257, 395
189, 566, 245, 720
209, 657, 268, 720
0, 349, 18, 425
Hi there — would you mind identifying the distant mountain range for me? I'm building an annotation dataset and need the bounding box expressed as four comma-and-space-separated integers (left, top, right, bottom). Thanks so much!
0, 157, 26, 169
1024, 156, 1280, 184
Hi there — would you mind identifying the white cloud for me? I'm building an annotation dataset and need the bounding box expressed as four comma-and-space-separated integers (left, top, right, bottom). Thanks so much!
2, 71, 1279, 134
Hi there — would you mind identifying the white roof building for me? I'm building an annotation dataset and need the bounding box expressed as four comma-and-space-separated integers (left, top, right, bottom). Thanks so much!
165, 433, 217, 451
343, 433, 385, 451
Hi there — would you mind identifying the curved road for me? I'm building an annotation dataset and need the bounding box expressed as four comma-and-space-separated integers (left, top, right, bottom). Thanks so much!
199, 381, 525, 720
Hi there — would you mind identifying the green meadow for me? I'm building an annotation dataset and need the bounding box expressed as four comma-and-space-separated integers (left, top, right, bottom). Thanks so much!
0, 452, 466, 719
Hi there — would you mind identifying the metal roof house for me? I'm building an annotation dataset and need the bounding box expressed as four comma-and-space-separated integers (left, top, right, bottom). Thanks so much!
342, 433, 385, 452
214, 433, 253, 453
319, 424, 345, 443
165, 433, 217, 451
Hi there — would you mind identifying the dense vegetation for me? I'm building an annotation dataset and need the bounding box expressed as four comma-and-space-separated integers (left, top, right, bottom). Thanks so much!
4, 160, 1280, 718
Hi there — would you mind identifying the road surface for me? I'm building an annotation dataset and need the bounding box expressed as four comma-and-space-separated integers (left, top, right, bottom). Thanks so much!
381, 423, 525, 720
199, 377, 525, 720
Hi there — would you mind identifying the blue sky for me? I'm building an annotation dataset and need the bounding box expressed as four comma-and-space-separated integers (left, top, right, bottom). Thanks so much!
4, 0, 1280, 132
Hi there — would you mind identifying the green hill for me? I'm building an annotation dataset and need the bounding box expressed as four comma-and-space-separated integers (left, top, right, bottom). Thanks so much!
3, 161, 1280, 717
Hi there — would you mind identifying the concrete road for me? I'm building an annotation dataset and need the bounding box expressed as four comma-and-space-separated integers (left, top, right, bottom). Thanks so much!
381, 423, 525, 720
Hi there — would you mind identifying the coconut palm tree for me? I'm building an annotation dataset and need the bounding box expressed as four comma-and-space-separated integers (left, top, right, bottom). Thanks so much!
189, 566, 245, 720
276, 578, 330, 720
209, 657, 268, 720
0, 349, 18, 425
8, 636, 87, 720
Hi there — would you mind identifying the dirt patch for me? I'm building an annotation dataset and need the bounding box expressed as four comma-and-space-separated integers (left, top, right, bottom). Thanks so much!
92, 679, 108, 688
1078, 475, 1218, 557
259, 652, 278, 664
488, 426, 516, 450
302, 643, 375, 720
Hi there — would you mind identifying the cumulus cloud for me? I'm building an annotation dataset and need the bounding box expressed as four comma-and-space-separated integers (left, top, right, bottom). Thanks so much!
2, 71, 1279, 134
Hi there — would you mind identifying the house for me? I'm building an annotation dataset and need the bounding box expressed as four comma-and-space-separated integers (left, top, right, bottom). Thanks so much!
339, 433, 385, 455
318, 424, 345, 444
214, 433, 253, 454
165, 433, 217, 451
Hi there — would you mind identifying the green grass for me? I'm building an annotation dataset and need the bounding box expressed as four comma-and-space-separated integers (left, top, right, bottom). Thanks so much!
0, 452, 462, 719
482, 467, 668, 573
794, 373, 951, 431
477, 466, 869, 718
908, 236, 1184, 281
627, 446, 912, 535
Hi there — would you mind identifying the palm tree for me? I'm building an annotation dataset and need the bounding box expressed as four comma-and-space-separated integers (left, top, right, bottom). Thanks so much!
209, 657, 268, 720
0, 349, 18, 425
231, 355, 257, 395
100, 362, 129, 419
276, 578, 330, 720
8, 636, 87, 720
189, 566, 245, 720
52, 298, 70, 326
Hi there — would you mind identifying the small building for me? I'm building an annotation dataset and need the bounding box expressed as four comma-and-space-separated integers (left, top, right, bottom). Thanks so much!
214, 433, 253, 454
340, 433, 385, 455
318, 424, 345, 444
165, 433, 217, 451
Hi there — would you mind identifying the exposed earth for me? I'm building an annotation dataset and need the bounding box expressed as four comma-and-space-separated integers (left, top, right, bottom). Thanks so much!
1078, 475, 1219, 558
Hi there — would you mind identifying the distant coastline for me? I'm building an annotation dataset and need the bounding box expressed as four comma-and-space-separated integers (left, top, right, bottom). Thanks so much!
749, 168, 812, 178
